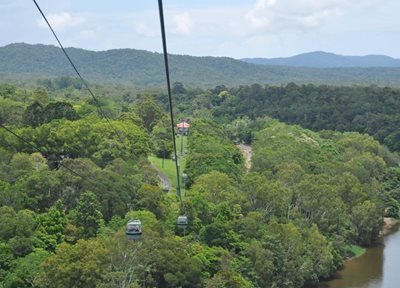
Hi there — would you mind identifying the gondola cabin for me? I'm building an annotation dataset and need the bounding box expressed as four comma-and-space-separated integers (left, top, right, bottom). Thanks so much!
126, 219, 142, 240
163, 183, 170, 192
177, 215, 188, 229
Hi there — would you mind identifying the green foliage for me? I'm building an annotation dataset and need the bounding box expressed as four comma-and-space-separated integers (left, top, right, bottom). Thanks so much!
224, 116, 253, 144
23, 101, 78, 128
151, 120, 173, 158
205, 270, 255, 288
294, 175, 350, 237
74, 192, 104, 239
8, 237, 34, 257
252, 121, 339, 173
382, 167, 400, 218
241, 173, 292, 219
306, 225, 335, 280
240, 240, 273, 287
265, 221, 312, 287
0, 207, 36, 242
0, 79, 398, 288
135, 95, 166, 132
42, 102, 79, 124
136, 184, 166, 219
191, 171, 240, 204
35, 200, 67, 251
214, 83, 400, 154
191, 244, 228, 279
0, 84, 16, 98
2, 249, 50, 288
185, 119, 244, 186
200, 222, 234, 249
8, 153, 34, 182
351, 200, 384, 245
16, 169, 61, 212
348, 245, 366, 258
0, 97, 24, 126
0, 207, 18, 242
0, 117, 149, 169
35, 239, 109, 288
151, 237, 203, 288
0, 242, 14, 279
23, 101, 43, 127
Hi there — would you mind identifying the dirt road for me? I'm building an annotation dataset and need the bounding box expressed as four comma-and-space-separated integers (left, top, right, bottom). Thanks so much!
237, 144, 252, 171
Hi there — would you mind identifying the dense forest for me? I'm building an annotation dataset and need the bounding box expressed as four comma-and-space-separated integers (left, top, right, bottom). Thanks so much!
150, 82, 400, 153
211, 83, 400, 153
0, 80, 400, 287
4, 44, 400, 87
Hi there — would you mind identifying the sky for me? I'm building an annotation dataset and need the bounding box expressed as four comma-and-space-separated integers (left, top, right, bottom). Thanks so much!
1, 0, 400, 59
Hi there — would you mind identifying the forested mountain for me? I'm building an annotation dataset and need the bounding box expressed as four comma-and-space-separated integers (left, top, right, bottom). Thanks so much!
4, 43, 400, 87
241, 51, 400, 68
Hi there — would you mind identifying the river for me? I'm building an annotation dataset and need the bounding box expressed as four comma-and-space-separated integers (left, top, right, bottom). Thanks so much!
319, 224, 400, 288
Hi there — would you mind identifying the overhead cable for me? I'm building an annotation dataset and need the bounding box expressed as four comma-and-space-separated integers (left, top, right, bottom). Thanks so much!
157, 0, 182, 206
32, 0, 124, 143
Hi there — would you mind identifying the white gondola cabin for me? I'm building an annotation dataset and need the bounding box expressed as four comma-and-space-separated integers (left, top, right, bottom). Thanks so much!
177, 215, 188, 229
126, 219, 142, 240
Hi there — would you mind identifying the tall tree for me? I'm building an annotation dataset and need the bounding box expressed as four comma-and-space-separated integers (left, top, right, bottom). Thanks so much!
136, 95, 165, 132
74, 192, 104, 239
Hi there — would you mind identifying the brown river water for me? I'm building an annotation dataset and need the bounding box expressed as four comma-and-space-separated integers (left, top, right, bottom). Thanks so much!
319, 225, 400, 288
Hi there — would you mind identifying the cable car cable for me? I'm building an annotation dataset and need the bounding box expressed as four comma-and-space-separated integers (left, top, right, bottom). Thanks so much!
32, 0, 124, 144
30, 0, 186, 236
157, 0, 183, 209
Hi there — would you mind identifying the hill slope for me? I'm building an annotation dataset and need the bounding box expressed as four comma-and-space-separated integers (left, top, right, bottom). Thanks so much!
2, 43, 400, 87
241, 51, 400, 68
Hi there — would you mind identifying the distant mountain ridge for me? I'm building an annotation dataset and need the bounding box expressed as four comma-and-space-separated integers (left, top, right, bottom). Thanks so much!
241, 51, 400, 68
2, 43, 400, 87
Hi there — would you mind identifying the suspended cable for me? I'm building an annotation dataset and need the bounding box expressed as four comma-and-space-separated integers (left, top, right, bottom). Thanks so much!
0, 123, 101, 189
31, 0, 124, 144
157, 0, 183, 207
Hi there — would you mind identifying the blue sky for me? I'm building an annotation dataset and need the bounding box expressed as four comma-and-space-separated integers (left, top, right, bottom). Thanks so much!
1, 0, 400, 59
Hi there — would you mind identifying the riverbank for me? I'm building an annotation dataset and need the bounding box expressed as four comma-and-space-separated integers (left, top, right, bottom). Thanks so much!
319, 222, 400, 288
380, 217, 399, 237
349, 245, 366, 258
347, 217, 398, 261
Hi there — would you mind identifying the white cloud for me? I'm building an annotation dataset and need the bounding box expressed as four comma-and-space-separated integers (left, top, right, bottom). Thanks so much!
245, 0, 345, 32
36, 12, 84, 31
78, 29, 97, 40
172, 12, 193, 35
15, 0, 394, 58
255, 0, 277, 10
135, 22, 158, 37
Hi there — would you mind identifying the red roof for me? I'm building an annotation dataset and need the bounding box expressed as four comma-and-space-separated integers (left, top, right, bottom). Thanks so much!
177, 122, 190, 128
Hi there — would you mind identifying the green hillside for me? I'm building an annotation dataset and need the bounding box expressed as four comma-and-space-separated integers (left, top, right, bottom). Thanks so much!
3, 43, 400, 87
